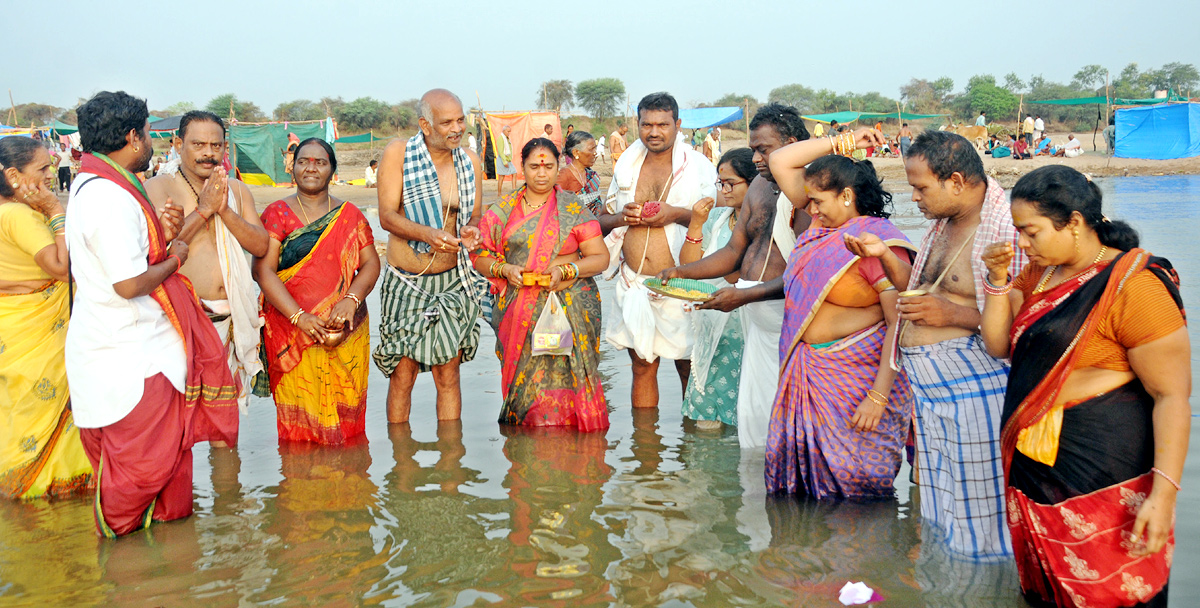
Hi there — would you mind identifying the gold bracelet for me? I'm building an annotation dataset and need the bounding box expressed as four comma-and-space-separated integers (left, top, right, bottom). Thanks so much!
343, 292, 361, 307
866, 389, 889, 406
289, 309, 305, 325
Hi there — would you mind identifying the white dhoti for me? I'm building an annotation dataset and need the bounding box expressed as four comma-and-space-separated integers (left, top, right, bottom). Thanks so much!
161, 161, 263, 414
735, 280, 784, 449
606, 264, 693, 362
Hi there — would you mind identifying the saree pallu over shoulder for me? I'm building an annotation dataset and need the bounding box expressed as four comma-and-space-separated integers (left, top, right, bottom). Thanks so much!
0, 281, 94, 498
477, 187, 607, 431
1001, 249, 1182, 608
778, 215, 914, 365
79, 153, 238, 446
261, 201, 373, 390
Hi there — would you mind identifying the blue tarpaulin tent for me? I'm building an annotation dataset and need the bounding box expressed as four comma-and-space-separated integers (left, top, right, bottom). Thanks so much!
1115, 103, 1200, 160
679, 107, 743, 129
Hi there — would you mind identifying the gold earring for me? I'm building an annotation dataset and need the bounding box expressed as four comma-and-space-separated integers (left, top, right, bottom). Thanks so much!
134, 146, 140, 152
1073, 228, 1080, 253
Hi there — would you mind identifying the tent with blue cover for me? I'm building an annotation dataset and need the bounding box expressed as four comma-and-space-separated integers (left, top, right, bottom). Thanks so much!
1114, 102, 1200, 160
679, 107, 744, 129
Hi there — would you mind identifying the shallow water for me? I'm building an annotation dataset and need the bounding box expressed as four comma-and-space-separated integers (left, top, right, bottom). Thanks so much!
1, 176, 1196, 607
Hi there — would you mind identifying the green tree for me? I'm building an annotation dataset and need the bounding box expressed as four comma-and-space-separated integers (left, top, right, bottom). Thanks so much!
1003, 73, 1026, 94
204, 94, 264, 121
335, 97, 390, 130
1146, 62, 1199, 93
536, 79, 574, 112
273, 99, 322, 121
964, 74, 1019, 119
899, 77, 954, 113
1070, 64, 1107, 91
12, 103, 59, 125
575, 78, 625, 119
848, 91, 897, 113
768, 83, 819, 113
388, 104, 416, 129
164, 101, 196, 115
1113, 63, 1149, 99
319, 96, 346, 118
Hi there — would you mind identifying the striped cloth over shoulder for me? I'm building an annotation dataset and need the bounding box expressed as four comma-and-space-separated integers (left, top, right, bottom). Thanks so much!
402, 133, 476, 253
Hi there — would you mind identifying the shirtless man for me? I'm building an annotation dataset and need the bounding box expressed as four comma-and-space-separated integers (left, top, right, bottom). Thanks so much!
898, 122, 914, 156
609, 123, 629, 162
655, 103, 812, 446
599, 92, 717, 409
373, 89, 485, 423
846, 130, 1025, 559
145, 111, 269, 413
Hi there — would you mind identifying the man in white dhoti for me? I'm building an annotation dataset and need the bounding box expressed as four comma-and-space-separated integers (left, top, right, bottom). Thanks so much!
599, 92, 718, 409
146, 111, 269, 414
657, 103, 812, 448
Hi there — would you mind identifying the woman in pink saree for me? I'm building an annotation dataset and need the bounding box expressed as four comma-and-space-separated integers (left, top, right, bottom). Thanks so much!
473, 138, 610, 431
766, 130, 916, 499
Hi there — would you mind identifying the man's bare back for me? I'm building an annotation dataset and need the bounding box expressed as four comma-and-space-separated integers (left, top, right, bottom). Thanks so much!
622, 156, 676, 275
145, 172, 254, 301
738, 176, 793, 282
902, 222, 979, 346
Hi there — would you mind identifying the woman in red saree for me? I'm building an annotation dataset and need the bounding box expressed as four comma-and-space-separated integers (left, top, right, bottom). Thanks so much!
981, 166, 1189, 608
473, 138, 610, 431
254, 139, 380, 444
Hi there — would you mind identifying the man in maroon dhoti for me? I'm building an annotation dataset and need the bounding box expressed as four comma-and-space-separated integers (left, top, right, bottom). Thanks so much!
64, 91, 239, 537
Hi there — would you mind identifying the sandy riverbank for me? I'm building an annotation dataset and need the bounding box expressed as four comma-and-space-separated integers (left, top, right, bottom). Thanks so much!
247, 130, 1200, 211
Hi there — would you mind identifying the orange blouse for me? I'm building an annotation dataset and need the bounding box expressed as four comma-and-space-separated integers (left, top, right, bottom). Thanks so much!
824, 248, 902, 308
1013, 263, 1185, 371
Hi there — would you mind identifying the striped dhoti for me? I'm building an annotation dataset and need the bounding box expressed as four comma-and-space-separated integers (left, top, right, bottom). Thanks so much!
373, 265, 482, 376
900, 335, 1012, 560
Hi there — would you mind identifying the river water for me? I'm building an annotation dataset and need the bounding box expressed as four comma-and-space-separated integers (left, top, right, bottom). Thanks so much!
1, 176, 1196, 607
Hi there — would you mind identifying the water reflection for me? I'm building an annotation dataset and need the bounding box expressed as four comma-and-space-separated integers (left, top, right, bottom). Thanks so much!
494, 425, 617, 606
3, 175, 1198, 606
379, 422, 507, 607
260, 439, 384, 606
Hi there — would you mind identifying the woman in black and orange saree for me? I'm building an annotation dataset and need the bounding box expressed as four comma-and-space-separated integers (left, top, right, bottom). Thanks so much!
981, 166, 1189, 608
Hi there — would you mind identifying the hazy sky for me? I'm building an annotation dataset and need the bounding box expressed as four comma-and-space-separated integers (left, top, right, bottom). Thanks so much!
8, 0, 1198, 116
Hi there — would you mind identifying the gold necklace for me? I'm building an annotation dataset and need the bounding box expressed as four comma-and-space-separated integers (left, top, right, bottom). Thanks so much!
524, 191, 551, 211
297, 194, 332, 224
1034, 246, 1108, 294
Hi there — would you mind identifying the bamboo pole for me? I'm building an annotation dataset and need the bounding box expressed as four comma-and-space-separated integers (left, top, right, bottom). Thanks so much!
744, 97, 750, 141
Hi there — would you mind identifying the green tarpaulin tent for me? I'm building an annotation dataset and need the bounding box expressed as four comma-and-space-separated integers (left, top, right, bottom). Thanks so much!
803, 110, 946, 124
1030, 92, 1189, 106
334, 132, 392, 145
230, 122, 328, 184
49, 120, 78, 135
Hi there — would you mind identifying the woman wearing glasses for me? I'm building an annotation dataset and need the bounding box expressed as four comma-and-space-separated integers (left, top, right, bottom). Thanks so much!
676, 148, 756, 430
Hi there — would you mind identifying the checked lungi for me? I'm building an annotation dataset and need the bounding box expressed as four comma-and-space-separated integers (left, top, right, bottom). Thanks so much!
901, 334, 1012, 560
373, 265, 482, 375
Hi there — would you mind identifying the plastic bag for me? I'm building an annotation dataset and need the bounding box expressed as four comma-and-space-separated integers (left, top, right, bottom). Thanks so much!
531, 293, 574, 356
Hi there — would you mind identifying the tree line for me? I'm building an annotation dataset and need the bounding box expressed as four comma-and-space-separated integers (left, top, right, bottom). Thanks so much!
7, 63, 1195, 133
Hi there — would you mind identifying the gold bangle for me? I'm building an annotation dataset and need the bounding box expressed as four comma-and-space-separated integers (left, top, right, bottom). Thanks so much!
289, 309, 305, 325
343, 292, 361, 306
867, 389, 889, 406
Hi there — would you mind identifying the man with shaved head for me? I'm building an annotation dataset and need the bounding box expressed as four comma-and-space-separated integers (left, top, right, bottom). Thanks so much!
374, 89, 487, 424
